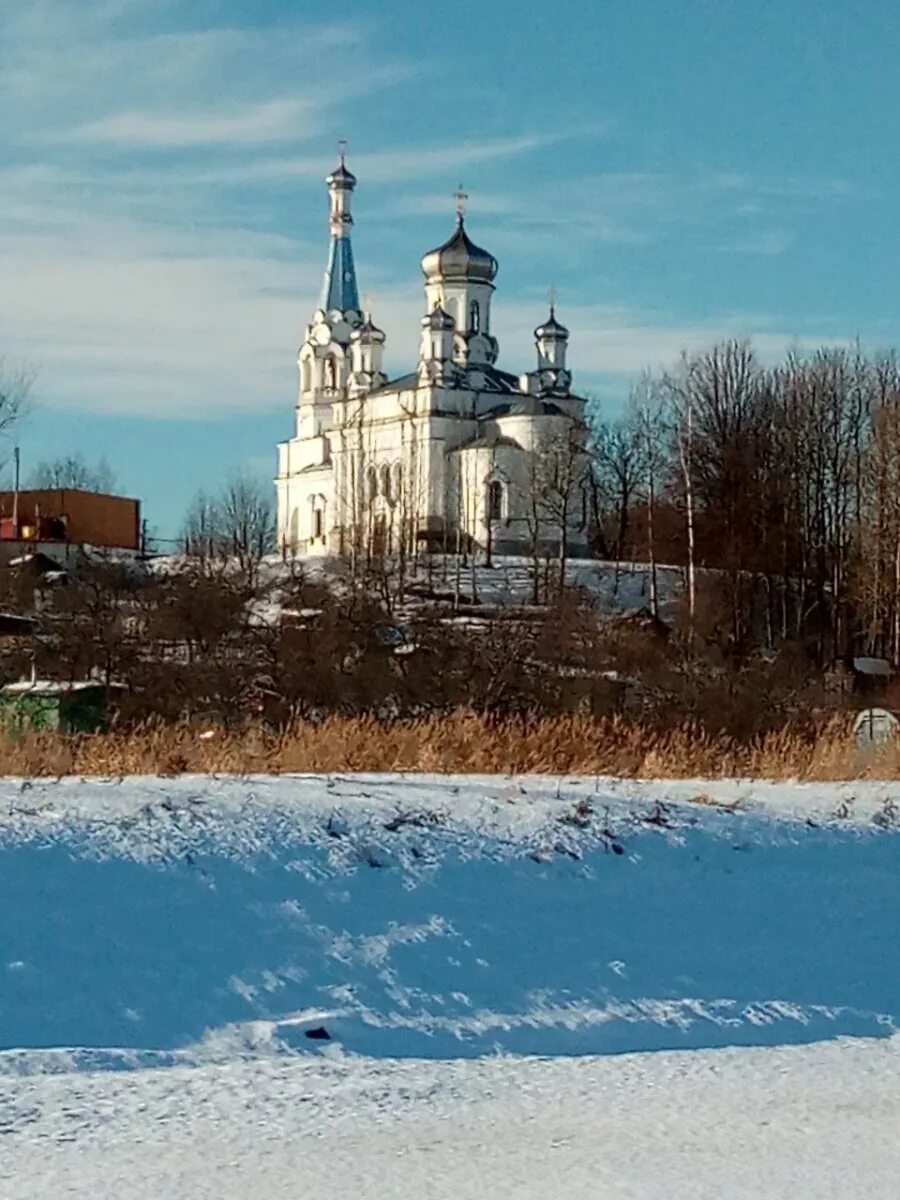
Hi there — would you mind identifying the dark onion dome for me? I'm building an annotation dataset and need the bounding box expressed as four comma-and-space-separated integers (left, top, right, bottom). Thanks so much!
421, 304, 455, 331
351, 315, 386, 344
421, 217, 498, 284
327, 160, 357, 189
534, 306, 569, 340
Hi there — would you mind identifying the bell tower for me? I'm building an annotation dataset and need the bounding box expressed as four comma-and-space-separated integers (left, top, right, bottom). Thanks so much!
296, 146, 369, 437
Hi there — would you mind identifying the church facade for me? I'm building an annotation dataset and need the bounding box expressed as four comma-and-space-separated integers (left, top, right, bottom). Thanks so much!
276, 155, 589, 559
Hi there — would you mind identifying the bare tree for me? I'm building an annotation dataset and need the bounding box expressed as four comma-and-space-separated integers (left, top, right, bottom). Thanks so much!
534, 419, 589, 593
220, 471, 276, 583
633, 377, 666, 619
182, 472, 275, 583
182, 489, 222, 566
590, 407, 647, 572
32, 452, 116, 493
662, 341, 764, 646
0, 360, 33, 441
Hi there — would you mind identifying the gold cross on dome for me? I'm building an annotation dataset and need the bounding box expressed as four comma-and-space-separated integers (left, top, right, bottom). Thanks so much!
363, 291, 374, 319
338, 138, 348, 164
453, 183, 469, 220
548, 284, 558, 311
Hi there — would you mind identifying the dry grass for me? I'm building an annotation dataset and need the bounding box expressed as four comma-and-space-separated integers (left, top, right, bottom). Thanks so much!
0, 712, 894, 780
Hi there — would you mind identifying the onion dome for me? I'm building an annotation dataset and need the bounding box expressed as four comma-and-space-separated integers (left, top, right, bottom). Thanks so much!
421, 304, 455, 331
351, 315, 386, 344
421, 217, 498, 284
534, 306, 569, 340
327, 160, 357, 189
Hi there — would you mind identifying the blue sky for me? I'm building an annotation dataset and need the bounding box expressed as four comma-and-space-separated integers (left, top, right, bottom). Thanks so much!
3, 0, 899, 541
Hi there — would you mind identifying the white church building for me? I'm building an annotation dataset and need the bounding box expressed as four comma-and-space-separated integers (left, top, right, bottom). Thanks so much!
276, 154, 589, 559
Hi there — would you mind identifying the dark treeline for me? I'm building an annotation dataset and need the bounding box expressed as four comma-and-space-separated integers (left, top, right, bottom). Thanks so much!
0, 550, 866, 743
590, 340, 900, 666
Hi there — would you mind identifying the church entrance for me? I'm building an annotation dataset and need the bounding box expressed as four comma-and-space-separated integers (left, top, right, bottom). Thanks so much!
372, 515, 388, 556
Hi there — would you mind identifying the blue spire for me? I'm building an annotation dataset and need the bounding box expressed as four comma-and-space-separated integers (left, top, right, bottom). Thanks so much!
321, 234, 360, 312
320, 149, 360, 313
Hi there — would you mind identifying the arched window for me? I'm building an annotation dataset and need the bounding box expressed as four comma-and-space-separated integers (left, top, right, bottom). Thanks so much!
300, 357, 312, 393
392, 463, 403, 505
381, 464, 392, 503
469, 300, 480, 334
366, 466, 378, 503
488, 480, 504, 522
323, 356, 337, 391
310, 497, 326, 542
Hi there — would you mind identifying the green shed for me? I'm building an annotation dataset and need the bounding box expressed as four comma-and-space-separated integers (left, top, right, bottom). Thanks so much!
0, 680, 122, 734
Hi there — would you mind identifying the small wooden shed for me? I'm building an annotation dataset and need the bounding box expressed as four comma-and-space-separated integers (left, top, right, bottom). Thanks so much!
0, 680, 122, 734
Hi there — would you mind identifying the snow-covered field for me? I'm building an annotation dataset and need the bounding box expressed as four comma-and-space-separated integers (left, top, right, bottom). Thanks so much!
2, 774, 899, 1197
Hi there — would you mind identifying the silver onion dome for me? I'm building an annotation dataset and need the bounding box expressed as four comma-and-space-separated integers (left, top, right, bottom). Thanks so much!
534, 306, 569, 340
421, 217, 498, 285
422, 304, 455, 331
351, 315, 386, 344
327, 161, 357, 189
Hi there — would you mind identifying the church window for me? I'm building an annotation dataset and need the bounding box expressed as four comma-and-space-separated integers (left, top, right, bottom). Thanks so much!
366, 466, 378, 503
469, 300, 481, 334
488, 480, 504, 521
300, 357, 312, 393
323, 356, 337, 390
381, 464, 392, 503
392, 463, 403, 505
313, 507, 324, 541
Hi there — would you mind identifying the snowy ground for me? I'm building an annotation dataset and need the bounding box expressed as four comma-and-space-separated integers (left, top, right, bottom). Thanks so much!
2, 774, 899, 1196
238, 552, 688, 624
5, 1037, 899, 1199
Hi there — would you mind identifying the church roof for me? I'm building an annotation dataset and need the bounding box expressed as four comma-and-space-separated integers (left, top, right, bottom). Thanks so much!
494, 399, 568, 417
369, 371, 419, 395
368, 363, 523, 399
450, 432, 522, 452
486, 366, 522, 392
321, 234, 360, 313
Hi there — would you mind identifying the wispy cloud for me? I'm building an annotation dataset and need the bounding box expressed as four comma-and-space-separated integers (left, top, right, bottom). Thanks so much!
2, 6, 405, 150
148, 132, 593, 188
63, 99, 320, 148
0, 0, 861, 426
714, 230, 795, 256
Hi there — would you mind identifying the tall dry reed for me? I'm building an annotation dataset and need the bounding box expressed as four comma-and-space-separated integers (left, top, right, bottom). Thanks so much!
0, 712, 892, 779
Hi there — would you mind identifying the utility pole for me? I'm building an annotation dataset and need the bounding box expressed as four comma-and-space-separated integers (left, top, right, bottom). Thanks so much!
12, 445, 20, 536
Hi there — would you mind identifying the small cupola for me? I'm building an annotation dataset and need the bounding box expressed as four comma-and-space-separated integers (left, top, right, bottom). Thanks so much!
535, 302, 569, 371
348, 308, 387, 396
419, 303, 457, 380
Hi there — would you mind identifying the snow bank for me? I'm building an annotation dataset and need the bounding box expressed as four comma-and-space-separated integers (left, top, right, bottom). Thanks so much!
1, 773, 898, 1065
